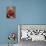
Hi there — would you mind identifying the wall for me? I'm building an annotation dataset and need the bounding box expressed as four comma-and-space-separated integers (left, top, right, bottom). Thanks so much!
17, 0, 46, 24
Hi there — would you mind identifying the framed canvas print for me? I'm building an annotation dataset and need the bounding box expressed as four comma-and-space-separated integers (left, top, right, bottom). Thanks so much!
18, 24, 46, 46
18, 24, 46, 41
6, 6, 16, 19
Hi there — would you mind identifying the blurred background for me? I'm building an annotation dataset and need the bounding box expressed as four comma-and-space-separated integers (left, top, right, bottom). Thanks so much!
0, 0, 46, 46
